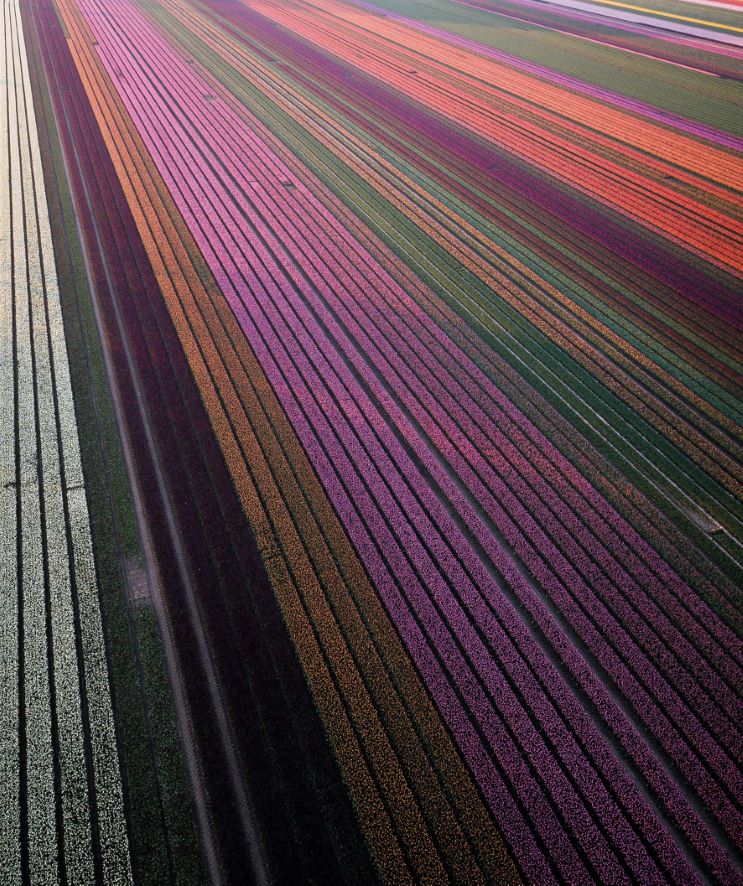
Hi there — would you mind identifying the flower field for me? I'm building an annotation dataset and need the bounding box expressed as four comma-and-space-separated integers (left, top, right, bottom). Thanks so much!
4, 0, 743, 881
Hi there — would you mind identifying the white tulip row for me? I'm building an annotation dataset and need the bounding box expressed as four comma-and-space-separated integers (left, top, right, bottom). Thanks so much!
1, 6, 35, 881
1, 3, 132, 883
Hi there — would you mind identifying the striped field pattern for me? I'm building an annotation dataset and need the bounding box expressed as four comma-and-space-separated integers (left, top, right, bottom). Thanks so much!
1, 1, 131, 881
5, 0, 743, 881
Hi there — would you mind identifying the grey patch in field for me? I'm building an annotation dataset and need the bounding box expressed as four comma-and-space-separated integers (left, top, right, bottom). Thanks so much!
682, 506, 723, 535
125, 555, 151, 607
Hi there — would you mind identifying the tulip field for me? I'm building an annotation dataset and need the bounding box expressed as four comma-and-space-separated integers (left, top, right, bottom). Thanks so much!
4, 0, 743, 881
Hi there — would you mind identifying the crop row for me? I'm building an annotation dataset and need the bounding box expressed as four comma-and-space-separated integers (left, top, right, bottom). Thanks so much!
45, 0, 743, 879
191, 0, 742, 387
47, 4, 394, 879
70, 0, 742, 880
299, 0, 743, 192
132, 31, 742, 754
250, 0, 743, 272
167, 0, 743, 548
196, 0, 740, 612
141, 0, 743, 664
0, 2, 132, 883
248, 0, 743, 318
354, 0, 743, 151
302, 10, 743, 398
50, 0, 524, 878
148, 0, 740, 648
456, 0, 743, 78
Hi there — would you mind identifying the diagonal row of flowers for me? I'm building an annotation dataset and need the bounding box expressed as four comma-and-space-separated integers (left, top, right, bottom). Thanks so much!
76, 0, 741, 881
